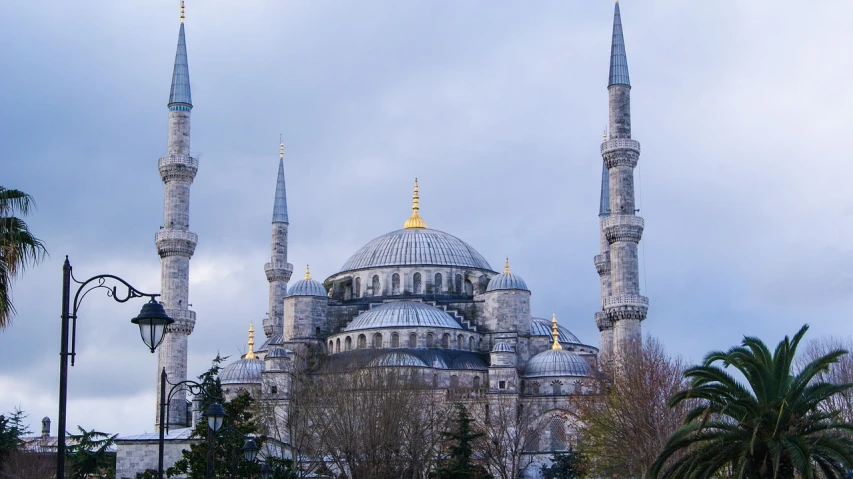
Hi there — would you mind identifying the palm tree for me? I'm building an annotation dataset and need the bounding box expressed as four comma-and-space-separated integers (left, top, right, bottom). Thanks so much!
649, 325, 853, 479
0, 187, 47, 329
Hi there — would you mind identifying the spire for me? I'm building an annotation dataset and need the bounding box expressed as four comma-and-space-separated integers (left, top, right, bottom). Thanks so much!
504, 258, 511, 274
168, 2, 192, 109
551, 313, 563, 350
608, 0, 631, 87
403, 178, 427, 229
245, 323, 257, 359
272, 137, 289, 223
304, 265, 311, 281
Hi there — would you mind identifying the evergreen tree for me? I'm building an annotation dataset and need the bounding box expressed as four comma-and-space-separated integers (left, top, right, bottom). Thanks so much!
65, 426, 117, 479
540, 450, 587, 479
434, 403, 491, 479
0, 408, 29, 470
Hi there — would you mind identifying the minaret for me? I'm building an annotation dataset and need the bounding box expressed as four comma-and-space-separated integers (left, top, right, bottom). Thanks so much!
594, 132, 614, 365
263, 139, 293, 338
155, 0, 197, 429
600, 0, 648, 367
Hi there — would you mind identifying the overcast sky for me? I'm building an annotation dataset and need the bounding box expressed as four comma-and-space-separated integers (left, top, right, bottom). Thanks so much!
2, 0, 852, 436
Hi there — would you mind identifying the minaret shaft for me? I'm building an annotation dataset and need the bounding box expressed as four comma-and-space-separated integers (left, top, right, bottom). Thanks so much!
264, 149, 293, 338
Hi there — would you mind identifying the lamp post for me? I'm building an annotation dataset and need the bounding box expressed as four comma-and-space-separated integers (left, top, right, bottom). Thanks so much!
204, 402, 226, 478
57, 257, 174, 479
157, 369, 221, 479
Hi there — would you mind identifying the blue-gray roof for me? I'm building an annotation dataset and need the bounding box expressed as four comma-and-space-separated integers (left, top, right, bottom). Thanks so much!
286, 279, 327, 298
599, 161, 610, 217
451, 353, 487, 370
531, 318, 582, 344
272, 158, 288, 223
168, 23, 192, 108
486, 272, 529, 292
524, 349, 590, 378
339, 228, 493, 273
492, 342, 513, 353
221, 358, 264, 385
344, 301, 462, 332
608, 2, 631, 87
368, 351, 429, 368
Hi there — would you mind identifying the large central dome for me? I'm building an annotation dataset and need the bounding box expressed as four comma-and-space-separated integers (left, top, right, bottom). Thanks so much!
339, 228, 493, 273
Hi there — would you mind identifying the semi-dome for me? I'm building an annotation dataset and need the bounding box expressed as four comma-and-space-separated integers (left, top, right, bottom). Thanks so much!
339, 228, 492, 273
531, 318, 582, 344
221, 358, 264, 384
287, 265, 327, 297
492, 342, 513, 353
450, 353, 488, 370
523, 349, 591, 378
345, 301, 462, 332
368, 351, 429, 368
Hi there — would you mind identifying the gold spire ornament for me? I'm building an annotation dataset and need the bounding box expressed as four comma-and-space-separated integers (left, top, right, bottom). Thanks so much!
403, 178, 427, 229
180, 1, 185, 23
279, 135, 284, 158
504, 258, 511, 274
304, 264, 311, 280
246, 323, 257, 359
551, 313, 563, 350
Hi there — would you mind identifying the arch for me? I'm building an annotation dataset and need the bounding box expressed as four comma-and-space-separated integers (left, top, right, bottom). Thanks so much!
454, 274, 462, 294
548, 417, 567, 451
372, 275, 380, 296
478, 274, 488, 294
409, 333, 418, 348
426, 333, 434, 348
328, 340, 333, 354
345, 336, 352, 351
450, 375, 459, 388
316, 326, 321, 337
551, 380, 563, 395
478, 338, 483, 351
441, 333, 450, 349
413, 273, 422, 294
473, 376, 480, 389
464, 279, 473, 296
372, 332, 383, 349
574, 381, 583, 394
433, 374, 439, 387
468, 336, 474, 351
391, 332, 400, 348
434, 273, 443, 293
357, 334, 367, 349
457, 334, 464, 350
530, 381, 540, 395
354, 277, 361, 297
335, 338, 340, 353
392, 273, 401, 295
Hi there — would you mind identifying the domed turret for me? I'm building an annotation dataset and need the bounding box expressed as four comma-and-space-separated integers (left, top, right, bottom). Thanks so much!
286, 265, 327, 297
482, 259, 531, 334
524, 315, 591, 379
486, 259, 529, 292
221, 325, 264, 399
283, 265, 330, 341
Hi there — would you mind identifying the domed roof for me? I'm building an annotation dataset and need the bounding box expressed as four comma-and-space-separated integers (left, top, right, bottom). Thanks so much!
486, 260, 529, 292
368, 351, 429, 368
287, 265, 327, 297
266, 347, 290, 358
221, 358, 264, 385
524, 349, 591, 378
492, 342, 514, 353
339, 228, 492, 273
450, 353, 488, 370
344, 301, 462, 332
531, 318, 582, 344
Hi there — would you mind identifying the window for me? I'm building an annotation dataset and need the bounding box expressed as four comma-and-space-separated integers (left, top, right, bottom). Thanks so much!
574, 381, 582, 394
328, 340, 333, 353
433, 374, 439, 386
468, 337, 474, 351
413, 273, 422, 294
373, 333, 383, 349
434, 273, 442, 293
270, 385, 278, 394
473, 376, 480, 389
442, 333, 450, 349
316, 326, 321, 337
530, 382, 540, 394
464, 279, 473, 296
478, 274, 488, 294
336, 338, 340, 353
355, 277, 361, 297
499, 380, 506, 389
457, 334, 464, 350
357, 334, 366, 349
345, 336, 352, 351
455, 274, 462, 294
391, 333, 400, 348
450, 375, 459, 388
426, 333, 434, 348
551, 380, 562, 395
392, 273, 400, 295
409, 333, 418, 348
549, 418, 567, 451
372, 275, 380, 296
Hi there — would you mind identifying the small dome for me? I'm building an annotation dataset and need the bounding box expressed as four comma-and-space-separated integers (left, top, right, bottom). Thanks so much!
486, 260, 529, 292
221, 358, 264, 385
287, 279, 327, 297
524, 349, 590, 378
531, 318, 582, 344
344, 301, 462, 332
368, 352, 429, 368
266, 347, 290, 359
492, 342, 513, 353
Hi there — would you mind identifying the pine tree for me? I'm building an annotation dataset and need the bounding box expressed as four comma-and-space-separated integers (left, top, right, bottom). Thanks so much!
434, 403, 491, 479
65, 426, 117, 479
540, 450, 587, 479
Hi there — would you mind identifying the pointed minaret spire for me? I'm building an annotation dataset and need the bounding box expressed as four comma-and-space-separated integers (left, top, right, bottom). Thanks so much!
273, 137, 289, 223
608, 0, 631, 87
551, 313, 563, 350
403, 178, 427, 229
168, 2, 192, 109
264, 137, 294, 339
245, 324, 257, 359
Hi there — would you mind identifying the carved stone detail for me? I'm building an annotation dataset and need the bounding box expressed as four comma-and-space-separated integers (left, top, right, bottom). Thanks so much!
159, 154, 199, 183
164, 308, 196, 334
265, 261, 294, 283
603, 215, 644, 243
155, 230, 198, 258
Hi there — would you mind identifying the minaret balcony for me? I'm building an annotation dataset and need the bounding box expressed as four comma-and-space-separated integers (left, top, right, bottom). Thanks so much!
594, 312, 612, 331
164, 308, 196, 334
602, 215, 644, 243
593, 254, 610, 275
264, 261, 294, 282
158, 154, 199, 182
601, 139, 641, 168
602, 294, 649, 322
155, 230, 198, 257
600, 138, 641, 155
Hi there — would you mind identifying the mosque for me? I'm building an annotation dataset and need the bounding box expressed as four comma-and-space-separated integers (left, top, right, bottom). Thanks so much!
115, 1, 649, 478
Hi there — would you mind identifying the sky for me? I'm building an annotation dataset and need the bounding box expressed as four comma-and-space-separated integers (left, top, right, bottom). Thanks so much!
2, 0, 853, 436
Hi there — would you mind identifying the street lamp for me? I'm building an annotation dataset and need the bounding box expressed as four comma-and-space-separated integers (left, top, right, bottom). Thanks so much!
203, 402, 227, 478
57, 257, 173, 479
260, 463, 273, 479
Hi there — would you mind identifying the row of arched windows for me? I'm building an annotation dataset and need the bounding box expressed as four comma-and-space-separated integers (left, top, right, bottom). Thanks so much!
327, 331, 482, 354
350, 272, 488, 297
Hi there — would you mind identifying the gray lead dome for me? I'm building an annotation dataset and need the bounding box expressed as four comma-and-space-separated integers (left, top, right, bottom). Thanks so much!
344, 301, 462, 332
486, 272, 529, 292
286, 279, 327, 297
339, 228, 493, 273
524, 349, 591, 378
220, 358, 264, 384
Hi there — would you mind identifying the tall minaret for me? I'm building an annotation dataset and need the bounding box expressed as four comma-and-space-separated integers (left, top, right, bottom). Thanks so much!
155, 1, 197, 428
594, 142, 613, 365
263, 139, 293, 339
600, 0, 648, 367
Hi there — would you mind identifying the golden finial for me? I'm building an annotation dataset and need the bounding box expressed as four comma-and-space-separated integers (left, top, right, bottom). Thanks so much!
504, 258, 511, 274
603, 129, 607, 142
279, 135, 284, 158
180, 1, 185, 23
551, 313, 563, 350
246, 323, 257, 359
304, 264, 311, 281
403, 178, 428, 229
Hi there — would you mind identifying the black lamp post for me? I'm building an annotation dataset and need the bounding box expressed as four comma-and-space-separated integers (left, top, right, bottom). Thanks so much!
57, 257, 173, 479
260, 463, 273, 479
203, 402, 227, 478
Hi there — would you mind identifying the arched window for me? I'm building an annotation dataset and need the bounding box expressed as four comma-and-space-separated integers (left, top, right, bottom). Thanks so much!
478, 338, 483, 351
442, 333, 450, 349
433, 374, 439, 387
373, 333, 383, 349
372, 275, 380, 296
468, 336, 474, 351
574, 381, 582, 394
464, 279, 473, 296
551, 380, 563, 395
316, 326, 321, 337
457, 334, 464, 350
413, 273, 422, 294
450, 375, 459, 388
455, 274, 462, 294
392, 273, 400, 295
391, 333, 400, 348
354, 277, 361, 297
473, 376, 480, 389
328, 340, 333, 353
434, 273, 442, 293
530, 382, 540, 394
345, 336, 352, 351
426, 333, 434, 348
336, 338, 340, 353
358, 334, 367, 349
549, 418, 567, 451
409, 333, 418, 348
478, 274, 488, 294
